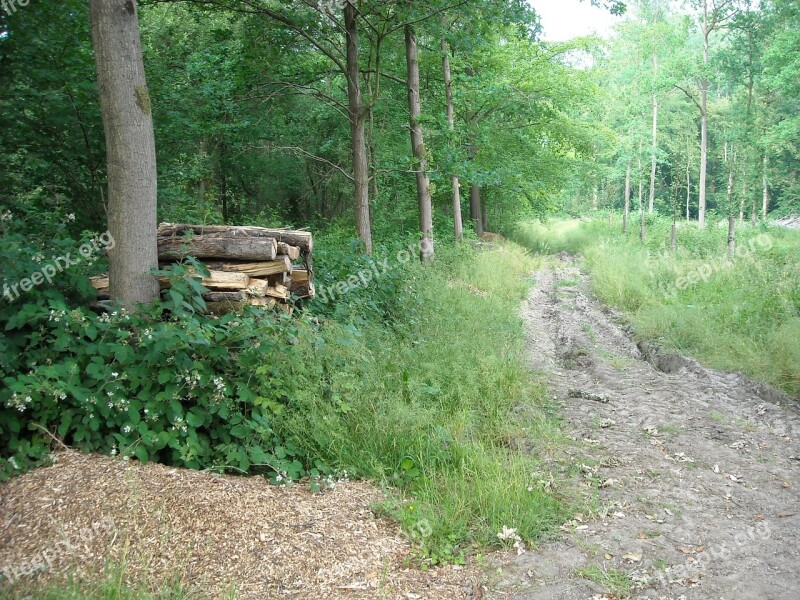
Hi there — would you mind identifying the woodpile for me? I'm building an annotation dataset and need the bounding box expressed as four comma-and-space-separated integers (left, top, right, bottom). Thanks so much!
91, 223, 315, 313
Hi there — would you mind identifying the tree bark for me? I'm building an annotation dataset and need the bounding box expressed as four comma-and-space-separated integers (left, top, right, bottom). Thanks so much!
686, 142, 691, 222
727, 215, 736, 257
698, 0, 710, 228
89, 0, 159, 307
649, 54, 658, 214
638, 152, 646, 242
623, 159, 631, 233
470, 185, 483, 237
405, 25, 434, 261
344, 1, 372, 255
671, 220, 677, 252
441, 38, 463, 241
762, 153, 769, 220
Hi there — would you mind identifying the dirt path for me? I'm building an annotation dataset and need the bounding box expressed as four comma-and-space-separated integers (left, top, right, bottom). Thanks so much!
490, 257, 800, 600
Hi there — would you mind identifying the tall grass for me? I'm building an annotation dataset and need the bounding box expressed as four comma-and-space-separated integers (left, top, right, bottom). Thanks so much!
278, 241, 573, 561
514, 216, 800, 395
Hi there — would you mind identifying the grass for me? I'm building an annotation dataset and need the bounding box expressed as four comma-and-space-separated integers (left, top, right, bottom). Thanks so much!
275, 238, 577, 562
513, 216, 800, 395
0, 566, 223, 600
575, 564, 633, 597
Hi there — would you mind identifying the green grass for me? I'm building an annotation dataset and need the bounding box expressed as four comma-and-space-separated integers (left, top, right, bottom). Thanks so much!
575, 564, 633, 597
276, 239, 575, 562
0, 566, 222, 600
513, 216, 800, 395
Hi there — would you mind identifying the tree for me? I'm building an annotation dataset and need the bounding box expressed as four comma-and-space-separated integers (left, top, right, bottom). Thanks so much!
89, 0, 159, 306
404, 24, 434, 261
344, 0, 373, 254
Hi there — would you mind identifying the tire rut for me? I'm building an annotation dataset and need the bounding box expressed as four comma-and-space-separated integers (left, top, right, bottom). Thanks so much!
488, 259, 800, 600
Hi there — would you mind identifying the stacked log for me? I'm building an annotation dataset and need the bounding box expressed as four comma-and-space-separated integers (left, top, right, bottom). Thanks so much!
90, 223, 315, 312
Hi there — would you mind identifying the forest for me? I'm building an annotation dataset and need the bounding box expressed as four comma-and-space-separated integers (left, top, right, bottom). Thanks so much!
0, 0, 799, 598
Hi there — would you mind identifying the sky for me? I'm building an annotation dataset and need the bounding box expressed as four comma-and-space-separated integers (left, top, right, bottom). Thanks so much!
528, 0, 624, 42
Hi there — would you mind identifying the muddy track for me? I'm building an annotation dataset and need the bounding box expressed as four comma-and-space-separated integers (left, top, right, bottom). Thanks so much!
490, 258, 800, 600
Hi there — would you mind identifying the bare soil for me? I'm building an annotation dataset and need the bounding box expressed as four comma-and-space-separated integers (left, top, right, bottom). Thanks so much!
489, 257, 800, 599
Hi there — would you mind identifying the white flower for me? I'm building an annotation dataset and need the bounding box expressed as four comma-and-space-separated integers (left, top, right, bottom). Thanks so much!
67, 213, 75, 221
122, 425, 132, 434
111, 372, 119, 378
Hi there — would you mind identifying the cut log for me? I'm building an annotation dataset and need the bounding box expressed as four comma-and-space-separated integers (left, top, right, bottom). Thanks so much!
158, 235, 277, 261
197, 270, 250, 290
290, 269, 310, 284
277, 243, 301, 261
245, 278, 269, 297
265, 284, 290, 300
202, 291, 246, 303
198, 257, 292, 277
250, 297, 276, 308
289, 282, 315, 299
93, 271, 250, 291
267, 272, 291, 286
157, 223, 313, 253
90, 275, 110, 290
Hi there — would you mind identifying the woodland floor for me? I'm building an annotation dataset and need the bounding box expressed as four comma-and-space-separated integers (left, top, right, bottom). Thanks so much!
1, 255, 799, 599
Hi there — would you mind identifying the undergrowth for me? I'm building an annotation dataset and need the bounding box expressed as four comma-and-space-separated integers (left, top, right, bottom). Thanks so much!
513, 215, 800, 395
1, 211, 573, 569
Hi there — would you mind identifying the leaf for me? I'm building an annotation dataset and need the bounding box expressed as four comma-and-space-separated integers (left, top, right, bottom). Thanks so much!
134, 446, 149, 463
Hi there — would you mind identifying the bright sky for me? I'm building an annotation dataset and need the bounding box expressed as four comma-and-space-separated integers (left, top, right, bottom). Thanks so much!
528, 0, 623, 42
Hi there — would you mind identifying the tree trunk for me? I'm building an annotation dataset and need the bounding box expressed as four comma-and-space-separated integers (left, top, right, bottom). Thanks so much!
89, 0, 159, 307
623, 159, 631, 233
344, 1, 372, 255
727, 215, 736, 257
762, 153, 769, 220
649, 54, 658, 214
482, 201, 489, 232
470, 185, 483, 237
405, 25, 433, 261
686, 143, 691, 222
671, 220, 677, 251
638, 153, 646, 242
441, 39, 463, 241
698, 1, 709, 228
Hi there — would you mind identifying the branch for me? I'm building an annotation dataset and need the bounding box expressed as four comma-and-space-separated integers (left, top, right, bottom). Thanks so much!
262, 146, 354, 181
674, 84, 702, 112
385, 0, 472, 36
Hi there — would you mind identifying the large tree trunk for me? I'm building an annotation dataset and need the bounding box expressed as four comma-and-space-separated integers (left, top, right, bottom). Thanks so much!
405, 25, 434, 261
649, 54, 658, 214
623, 159, 631, 233
698, 1, 709, 228
470, 185, 483, 237
344, 1, 372, 255
89, 0, 159, 307
441, 39, 463, 241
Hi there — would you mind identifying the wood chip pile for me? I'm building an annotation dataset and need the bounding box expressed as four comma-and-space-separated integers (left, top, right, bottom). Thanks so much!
0, 451, 482, 599
91, 223, 315, 312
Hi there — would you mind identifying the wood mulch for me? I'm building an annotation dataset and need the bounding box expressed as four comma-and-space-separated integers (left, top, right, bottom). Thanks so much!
0, 450, 483, 599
